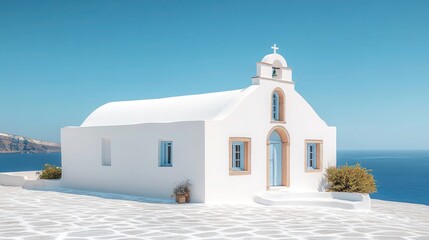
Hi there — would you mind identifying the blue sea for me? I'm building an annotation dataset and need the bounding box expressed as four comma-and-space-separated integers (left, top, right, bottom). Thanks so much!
0, 151, 428, 205
337, 150, 429, 206
0, 153, 61, 172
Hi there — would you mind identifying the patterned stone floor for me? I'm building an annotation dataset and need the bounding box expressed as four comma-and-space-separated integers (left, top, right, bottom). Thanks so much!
0, 186, 428, 240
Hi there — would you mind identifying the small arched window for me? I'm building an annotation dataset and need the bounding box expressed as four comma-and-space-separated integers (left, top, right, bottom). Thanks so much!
271, 88, 285, 122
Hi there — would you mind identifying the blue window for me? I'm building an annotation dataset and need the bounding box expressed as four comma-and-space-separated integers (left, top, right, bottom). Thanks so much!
160, 141, 173, 167
307, 143, 317, 169
231, 141, 245, 171
272, 91, 280, 121
229, 138, 251, 175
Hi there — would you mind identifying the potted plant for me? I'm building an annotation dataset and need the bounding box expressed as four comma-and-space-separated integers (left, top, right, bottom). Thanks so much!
171, 180, 191, 204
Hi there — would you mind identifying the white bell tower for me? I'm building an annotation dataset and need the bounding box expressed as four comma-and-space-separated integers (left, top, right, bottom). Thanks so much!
252, 44, 293, 84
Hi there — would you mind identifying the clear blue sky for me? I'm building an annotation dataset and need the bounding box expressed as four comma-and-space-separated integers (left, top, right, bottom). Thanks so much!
1, 0, 428, 150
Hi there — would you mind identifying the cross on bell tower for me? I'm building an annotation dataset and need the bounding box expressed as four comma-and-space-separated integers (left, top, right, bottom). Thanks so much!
271, 44, 279, 54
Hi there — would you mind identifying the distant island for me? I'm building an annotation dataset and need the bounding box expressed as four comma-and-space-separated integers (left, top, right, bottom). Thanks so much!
0, 133, 60, 154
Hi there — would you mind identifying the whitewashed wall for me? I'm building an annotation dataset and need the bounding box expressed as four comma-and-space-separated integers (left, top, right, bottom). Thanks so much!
61, 121, 206, 202
204, 79, 336, 203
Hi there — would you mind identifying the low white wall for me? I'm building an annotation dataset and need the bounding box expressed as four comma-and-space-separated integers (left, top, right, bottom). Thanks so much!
0, 173, 26, 186
2, 171, 39, 180
0, 171, 62, 189
23, 179, 62, 189
61, 121, 205, 202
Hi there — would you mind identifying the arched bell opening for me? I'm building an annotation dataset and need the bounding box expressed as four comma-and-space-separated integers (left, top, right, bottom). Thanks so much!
272, 60, 283, 80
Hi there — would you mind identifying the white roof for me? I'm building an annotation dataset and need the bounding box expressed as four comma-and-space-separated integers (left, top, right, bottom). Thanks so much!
81, 85, 258, 127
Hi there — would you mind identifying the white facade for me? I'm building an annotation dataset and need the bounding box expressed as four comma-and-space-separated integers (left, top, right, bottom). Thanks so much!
61, 47, 336, 203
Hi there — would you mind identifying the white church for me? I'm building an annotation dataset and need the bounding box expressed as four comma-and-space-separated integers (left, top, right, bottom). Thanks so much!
61, 45, 337, 203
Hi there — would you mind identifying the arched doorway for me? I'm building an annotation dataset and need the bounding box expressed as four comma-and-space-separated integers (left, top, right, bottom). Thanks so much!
266, 126, 290, 189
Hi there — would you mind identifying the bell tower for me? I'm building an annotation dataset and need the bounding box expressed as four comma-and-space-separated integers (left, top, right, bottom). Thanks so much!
252, 44, 293, 84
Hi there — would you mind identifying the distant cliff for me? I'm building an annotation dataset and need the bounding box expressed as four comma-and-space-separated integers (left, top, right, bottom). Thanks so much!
0, 133, 60, 154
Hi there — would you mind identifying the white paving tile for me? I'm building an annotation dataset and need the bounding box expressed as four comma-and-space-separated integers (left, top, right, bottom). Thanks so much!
0, 186, 428, 239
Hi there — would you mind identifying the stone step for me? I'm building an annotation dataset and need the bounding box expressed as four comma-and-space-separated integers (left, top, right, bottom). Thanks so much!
254, 191, 371, 210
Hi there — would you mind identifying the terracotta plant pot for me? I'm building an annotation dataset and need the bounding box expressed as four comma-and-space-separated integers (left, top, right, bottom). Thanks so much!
176, 194, 186, 204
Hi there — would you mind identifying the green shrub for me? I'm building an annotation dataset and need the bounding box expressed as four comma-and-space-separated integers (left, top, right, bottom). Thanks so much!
325, 163, 376, 194
37, 164, 62, 179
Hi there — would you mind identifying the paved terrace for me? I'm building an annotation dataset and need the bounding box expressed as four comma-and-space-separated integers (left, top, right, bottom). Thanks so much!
0, 186, 428, 239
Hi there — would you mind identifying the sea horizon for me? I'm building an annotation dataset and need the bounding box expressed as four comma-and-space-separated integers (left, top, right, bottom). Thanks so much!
338, 149, 429, 151
0, 150, 428, 206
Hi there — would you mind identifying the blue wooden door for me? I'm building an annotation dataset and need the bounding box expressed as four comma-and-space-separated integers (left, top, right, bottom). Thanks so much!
269, 142, 282, 186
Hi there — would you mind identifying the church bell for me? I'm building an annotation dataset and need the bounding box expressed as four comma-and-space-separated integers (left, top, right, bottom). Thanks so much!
272, 67, 278, 77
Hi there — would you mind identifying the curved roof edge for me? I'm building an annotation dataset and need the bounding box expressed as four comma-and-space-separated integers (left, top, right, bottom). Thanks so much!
212, 85, 259, 121
261, 53, 288, 67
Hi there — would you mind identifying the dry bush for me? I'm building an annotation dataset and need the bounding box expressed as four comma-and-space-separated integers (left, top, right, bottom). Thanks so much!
325, 163, 376, 194
37, 164, 62, 179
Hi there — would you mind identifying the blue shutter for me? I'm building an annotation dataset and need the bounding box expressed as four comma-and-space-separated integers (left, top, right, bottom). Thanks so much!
273, 94, 276, 120
307, 143, 311, 168
312, 144, 317, 169
160, 142, 164, 166
276, 92, 279, 120
232, 142, 237, 170
239, 142, 244, 170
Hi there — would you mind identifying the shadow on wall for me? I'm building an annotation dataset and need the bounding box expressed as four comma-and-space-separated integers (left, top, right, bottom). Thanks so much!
318, 174, 329, 192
